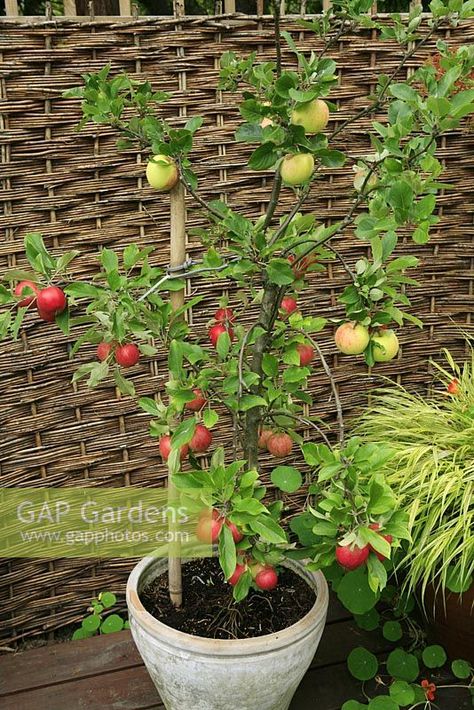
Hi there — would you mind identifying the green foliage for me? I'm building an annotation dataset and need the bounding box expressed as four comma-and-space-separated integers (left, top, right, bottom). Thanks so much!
356, 347, 474, 600
72, 591, 128, 640
347, 646, 379, 680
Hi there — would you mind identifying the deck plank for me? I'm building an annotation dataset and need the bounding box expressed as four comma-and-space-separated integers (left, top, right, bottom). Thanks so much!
0, 631, 141, 696
0, 666, 163, 710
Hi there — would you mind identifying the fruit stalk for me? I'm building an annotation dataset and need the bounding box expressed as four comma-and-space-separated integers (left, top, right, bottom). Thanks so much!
167, 180, 186, 608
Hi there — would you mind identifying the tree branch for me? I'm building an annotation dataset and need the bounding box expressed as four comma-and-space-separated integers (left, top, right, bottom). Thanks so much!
296, 330, 345, 445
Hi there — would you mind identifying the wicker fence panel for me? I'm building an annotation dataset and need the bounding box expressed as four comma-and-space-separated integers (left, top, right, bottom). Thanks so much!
0, 14, 473, 643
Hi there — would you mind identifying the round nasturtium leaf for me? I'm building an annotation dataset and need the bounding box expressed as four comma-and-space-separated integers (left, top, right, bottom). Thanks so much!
389, 679, 415, 706
367, 696, 399, 710
100, 613, 124, 634
337, 568, 380, 615
445, 567, 472, 594
81, 613, 101, 632
451, 659, 471, 679
422, 644, 447, 669
383, 620, 403, 642
386, 648, 420, 682
354, 608, 380, 631
347, 647, 379, 681
72, 627, 91, 640
270, 466, 303, 493
123, 620, 130, 630
99, 592, 117, 609
342, 701, 367, 710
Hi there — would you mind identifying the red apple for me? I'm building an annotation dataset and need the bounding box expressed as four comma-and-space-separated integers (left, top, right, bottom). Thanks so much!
209, 324, 234, 348
37, 286, 67, 315
297, 343, 314, 366
189, 423, 213, 453
196, 509, 224, 543
185, 389, 207, 411
37, 306, 56, 322
97, 342, 113, 361
115, 343, 140, 368
258, 429, 273, 450
214, 307, 235, 324
279, 296, 298, 318
228, 563, 246, 586
335, 543, 369, 571
225, 519, 244, 543
334, 322, 370, 355
159, 435, 189, 462
368, 523, 393, 561
255, 566, 278, 591
248, 560, 265, 579
14, 280, 39, 307
267, 432, 293, 458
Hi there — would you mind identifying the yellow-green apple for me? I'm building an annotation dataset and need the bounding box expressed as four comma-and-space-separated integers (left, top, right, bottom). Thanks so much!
291, 99, 329, 134
372, 329, 399, 362
334, 322, 370, 355
146, 155, 179, 191
280, 153, 314, 186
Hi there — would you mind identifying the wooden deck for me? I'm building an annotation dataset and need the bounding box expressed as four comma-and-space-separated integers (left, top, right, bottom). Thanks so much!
0, 595, 469, 709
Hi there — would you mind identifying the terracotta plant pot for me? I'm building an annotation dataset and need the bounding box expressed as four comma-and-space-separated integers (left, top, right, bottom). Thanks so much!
127, 556, 329, 710
423, 583, 474, 664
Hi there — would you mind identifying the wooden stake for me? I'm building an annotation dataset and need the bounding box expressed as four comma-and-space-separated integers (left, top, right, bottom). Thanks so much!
167, 180, 186, 608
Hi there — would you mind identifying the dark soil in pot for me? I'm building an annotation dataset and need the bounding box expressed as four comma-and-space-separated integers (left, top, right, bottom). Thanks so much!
140, 557, 316, 640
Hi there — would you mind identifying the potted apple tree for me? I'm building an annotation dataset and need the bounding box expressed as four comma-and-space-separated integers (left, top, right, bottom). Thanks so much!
2, 0, 473, 707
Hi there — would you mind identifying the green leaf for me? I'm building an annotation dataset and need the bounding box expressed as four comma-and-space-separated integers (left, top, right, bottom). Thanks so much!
248, 143, 279, 171
389, 679, 415, 706
216, 330, 231, 359
239, 394, 267, 411
422, 644, 447, 669
337, 568, 380, 615
233, 569, 252, 602
387, 181, 413, 223
354, 608, 380, 631
386, 649, 419, 682
72, 628, 92, 640
65, 282, 102, 298
451, 659, 471, 679
82, 614, 101, 632
101, 248, 119, 273
235, 123, 263, 143
171, 418, 196, 448
88, 360, 109, 388
347, 647, 379, 681
271, 466, 303, 493
314, 149, 346, 167
367, 698, 398, 710
113, 368, 135, 397
99, 592, 117, 609
100, 614, 124, 634
218, 524, 236, 580
389, 84, 418, 102
203, 409, 219, 428
383, 620, 403, 642
250, 515, 287, 544
267, 260, 295, 286
341, 702, 366, 710
138, 397, 162, 416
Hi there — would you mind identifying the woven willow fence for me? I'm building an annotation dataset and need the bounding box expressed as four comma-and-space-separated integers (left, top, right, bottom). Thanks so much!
0, 10, 473, 643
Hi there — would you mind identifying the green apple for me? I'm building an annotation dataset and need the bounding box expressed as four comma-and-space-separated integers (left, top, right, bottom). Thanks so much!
146, 155, 179, 191
290, 99, 329, 135
335, 322, 370, 355
280, 153, 314, 186
372, 329, 399, 362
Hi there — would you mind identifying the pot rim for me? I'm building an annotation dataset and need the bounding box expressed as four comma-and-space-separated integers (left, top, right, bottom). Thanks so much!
126, 555, 329, 656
